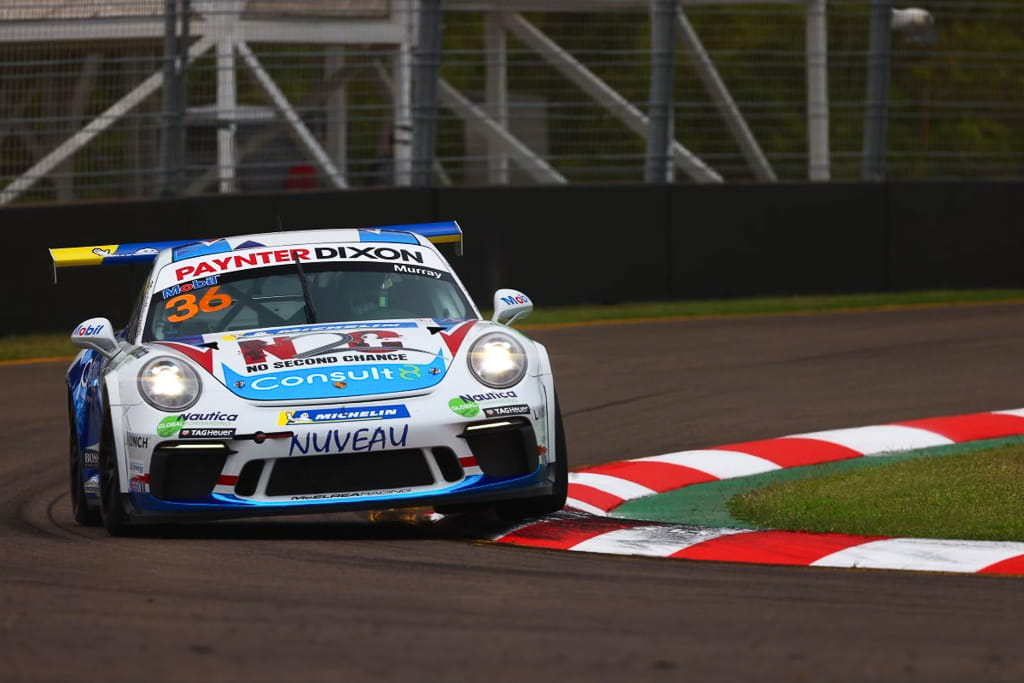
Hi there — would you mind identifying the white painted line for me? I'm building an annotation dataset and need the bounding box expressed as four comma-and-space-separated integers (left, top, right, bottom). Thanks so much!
811, 537, 1024, 573
636, 449, 780, 479
567, 472, 657, 500
786, 424, 953, 455
570, 525, 752, 557
993, 408, 1024, 419
564, 497, 610, 517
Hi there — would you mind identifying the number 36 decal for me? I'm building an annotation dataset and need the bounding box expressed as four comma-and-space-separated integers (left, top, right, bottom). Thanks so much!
165, 286, 233, 323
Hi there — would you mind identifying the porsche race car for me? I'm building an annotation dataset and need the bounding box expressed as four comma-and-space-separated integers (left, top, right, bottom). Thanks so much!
55, 221, 567, 535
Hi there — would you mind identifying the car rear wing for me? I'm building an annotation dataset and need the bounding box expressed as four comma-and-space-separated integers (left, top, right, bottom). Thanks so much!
48, 220, 463, 282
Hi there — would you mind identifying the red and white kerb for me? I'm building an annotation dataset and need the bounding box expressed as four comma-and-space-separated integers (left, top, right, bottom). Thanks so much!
491, 409, 1024, 576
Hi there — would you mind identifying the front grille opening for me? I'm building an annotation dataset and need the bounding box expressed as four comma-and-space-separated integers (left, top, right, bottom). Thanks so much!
235, 460, 264, 497
265, 449, 434, 497
432, 447, 463, 482
149, 448, 228, 501
462, 420, 539, 478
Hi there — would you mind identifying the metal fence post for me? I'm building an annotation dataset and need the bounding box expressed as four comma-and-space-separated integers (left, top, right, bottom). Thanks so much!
412, 0, 443, 186
862, 0, 893, 181
159, 0, 189, 197
178, 0, 190, 193
158, 0, 178, 197
644, 0, 677, 184
806, 0, 830, 181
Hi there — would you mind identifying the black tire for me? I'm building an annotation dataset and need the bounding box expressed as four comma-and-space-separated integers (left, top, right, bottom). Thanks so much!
98, 406, 133, 536
495, 394, 569, 522
68, 407, 101, 527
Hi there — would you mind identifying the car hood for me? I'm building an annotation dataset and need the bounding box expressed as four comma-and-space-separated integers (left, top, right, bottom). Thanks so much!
153, 319, 478, 402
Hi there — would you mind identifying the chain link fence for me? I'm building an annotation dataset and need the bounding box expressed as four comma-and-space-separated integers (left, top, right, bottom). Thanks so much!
0, 0, 1021, 204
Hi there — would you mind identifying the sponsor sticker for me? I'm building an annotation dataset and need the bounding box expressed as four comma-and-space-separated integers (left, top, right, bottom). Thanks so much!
180, 427, 236, 438
288, 425, 410, 456
222, 355, 446, 400
483, 404, 531, 418
78, 359, 94, 389
239, 331, 409, 371
157, 411, 239, 437
234, 322, 415, 338
157, 415, 184, 437
243, 355, 341, 374
450, 391, 526, 419
83, 449, 99, 467
279, 404, 410, 425
339, 353, 407, 362
458, 390, 518, 402
162, 275, 219, 300
74, 323, 105, 337
393, 263, 444, 280
448, 397, 480, 418
84, 475, 100, 495
173, 245, 427, 281
289, 488, 413, 501
499, 293, 531, 306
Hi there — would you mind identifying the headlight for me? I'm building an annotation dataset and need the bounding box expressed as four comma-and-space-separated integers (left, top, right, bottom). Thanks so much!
138, 356, 201, 411
467, 332, 528, 388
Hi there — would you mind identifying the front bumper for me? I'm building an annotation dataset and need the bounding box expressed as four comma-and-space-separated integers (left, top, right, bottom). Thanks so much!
115, 388, 555, 522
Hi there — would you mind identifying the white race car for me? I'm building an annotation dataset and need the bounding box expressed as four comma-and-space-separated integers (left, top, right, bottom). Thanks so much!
55, 221, 567, 535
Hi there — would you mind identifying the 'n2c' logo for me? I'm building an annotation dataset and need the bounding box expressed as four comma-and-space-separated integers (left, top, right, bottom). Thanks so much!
239, 336, 299, 365
346, 331, 403, 353
239, 331, 405, 365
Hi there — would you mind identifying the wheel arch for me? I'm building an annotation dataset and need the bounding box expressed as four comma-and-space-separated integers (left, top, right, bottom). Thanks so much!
101, 371, 131, 492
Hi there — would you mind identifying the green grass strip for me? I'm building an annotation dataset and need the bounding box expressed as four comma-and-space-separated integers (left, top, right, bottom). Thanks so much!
0, 333, 78, 362
614, 437, 1024, 543
731, 441, 1024, 542
9, 288, 1024, 362
518, 288, 1024, 326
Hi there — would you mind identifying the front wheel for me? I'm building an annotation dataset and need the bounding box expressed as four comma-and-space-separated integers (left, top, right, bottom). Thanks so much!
68, 410, 101, 526
98, 407, 133, 536
495, 394, 569, 522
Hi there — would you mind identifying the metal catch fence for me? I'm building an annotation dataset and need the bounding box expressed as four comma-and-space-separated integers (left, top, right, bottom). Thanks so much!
0, 0, 1021, 204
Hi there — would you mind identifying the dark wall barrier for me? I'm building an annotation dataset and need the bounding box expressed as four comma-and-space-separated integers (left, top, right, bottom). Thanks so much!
887, 181, 1024, 291
670, 183, 889, 298
436, 185, 672, 307
4, 181, 1023, 335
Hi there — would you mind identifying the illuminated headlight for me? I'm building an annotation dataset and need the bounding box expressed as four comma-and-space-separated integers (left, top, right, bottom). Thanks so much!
138, 356, 201, 411
467, 333, 528, 388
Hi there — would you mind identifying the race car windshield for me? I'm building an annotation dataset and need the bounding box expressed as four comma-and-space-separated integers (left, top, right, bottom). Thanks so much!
143, 261, 474, 341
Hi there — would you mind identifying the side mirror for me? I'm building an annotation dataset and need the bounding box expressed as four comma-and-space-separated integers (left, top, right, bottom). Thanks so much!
71, 317, 119, 358
491, 289, 533, 326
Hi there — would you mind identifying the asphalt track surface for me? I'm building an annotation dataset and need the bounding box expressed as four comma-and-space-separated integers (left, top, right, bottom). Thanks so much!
4, 304, 1024, 682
